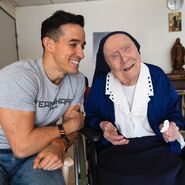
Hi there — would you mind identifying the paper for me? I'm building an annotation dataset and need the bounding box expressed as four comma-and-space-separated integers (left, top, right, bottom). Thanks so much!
160, 120, 170, 133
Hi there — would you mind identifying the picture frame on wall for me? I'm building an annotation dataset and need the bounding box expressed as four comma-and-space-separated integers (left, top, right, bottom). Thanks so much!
93, 32, 109, 62
168, 12, 182, 32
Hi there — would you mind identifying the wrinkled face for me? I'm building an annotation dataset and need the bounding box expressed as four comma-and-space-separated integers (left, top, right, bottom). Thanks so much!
103, 34, 141, 85
50, 23, 86, 74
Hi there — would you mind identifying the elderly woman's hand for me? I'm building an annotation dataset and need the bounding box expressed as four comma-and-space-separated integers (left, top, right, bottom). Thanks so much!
100, 121, 129, 145
160, 121, 180, 142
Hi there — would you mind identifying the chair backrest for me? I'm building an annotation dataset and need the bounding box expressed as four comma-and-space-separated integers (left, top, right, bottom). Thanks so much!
84, 76, 90, 102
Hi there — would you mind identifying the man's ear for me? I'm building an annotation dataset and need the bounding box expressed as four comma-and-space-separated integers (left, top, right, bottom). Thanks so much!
42, 37, 55, 52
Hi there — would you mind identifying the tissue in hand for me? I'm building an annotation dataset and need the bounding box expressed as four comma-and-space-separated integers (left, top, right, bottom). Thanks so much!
160, 120, 169, 133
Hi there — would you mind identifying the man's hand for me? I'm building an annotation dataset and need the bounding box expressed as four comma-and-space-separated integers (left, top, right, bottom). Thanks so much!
160, 121, 180, 142
100, 121, 129, 145
63, 104, 84, 134
63, 104, 82, 121
33, 141, 64, 171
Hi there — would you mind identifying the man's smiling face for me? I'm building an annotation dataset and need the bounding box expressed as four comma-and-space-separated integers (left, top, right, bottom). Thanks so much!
51, 23, 86, 75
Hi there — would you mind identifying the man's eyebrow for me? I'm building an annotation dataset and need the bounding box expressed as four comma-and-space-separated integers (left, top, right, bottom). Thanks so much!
69, 39, 86, 45
69, 39, 80, 42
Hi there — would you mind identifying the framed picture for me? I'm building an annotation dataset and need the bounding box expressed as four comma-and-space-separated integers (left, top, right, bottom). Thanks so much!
168, 12, 182, 32
93, 32, 109, 62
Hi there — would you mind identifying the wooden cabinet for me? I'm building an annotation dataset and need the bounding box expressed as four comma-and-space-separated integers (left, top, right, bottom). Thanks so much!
167, 72, 185, 117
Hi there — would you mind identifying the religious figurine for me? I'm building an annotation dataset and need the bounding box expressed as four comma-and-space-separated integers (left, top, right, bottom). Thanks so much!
171, 38, 185, 73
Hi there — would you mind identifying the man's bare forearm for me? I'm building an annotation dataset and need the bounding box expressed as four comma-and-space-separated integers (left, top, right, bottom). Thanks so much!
13, 125, 60, 158
13, 119, 81, 158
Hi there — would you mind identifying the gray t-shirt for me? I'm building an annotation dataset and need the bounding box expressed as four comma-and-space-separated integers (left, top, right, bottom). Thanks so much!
0, 58, 85, 149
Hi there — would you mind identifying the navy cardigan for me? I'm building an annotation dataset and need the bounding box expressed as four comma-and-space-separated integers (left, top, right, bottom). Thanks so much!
85, 63, 185, 155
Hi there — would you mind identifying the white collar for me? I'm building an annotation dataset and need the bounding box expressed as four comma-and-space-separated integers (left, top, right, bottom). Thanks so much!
105, 62, 154, 115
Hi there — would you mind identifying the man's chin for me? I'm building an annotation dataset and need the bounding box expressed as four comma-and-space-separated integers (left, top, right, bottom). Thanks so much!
69, 69, 79, 74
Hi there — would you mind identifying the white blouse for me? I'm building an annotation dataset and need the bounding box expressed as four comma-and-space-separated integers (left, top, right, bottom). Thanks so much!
105, 62, 155, 138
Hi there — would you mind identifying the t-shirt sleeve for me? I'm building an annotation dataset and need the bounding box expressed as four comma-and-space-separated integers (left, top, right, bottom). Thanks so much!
70, 73, 85, 105
0, 72, 38, 111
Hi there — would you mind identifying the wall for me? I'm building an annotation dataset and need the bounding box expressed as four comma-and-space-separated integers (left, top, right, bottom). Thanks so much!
0, 7, 18, 68
0, 0, 15, 17
15, 0, 185, 84
0, 1, 18, 69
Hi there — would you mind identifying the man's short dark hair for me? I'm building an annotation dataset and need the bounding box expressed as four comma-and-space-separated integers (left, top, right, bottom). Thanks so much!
41, 10, 84, 44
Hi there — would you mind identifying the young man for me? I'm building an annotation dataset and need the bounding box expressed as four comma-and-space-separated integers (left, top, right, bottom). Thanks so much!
0, 10, 85, 185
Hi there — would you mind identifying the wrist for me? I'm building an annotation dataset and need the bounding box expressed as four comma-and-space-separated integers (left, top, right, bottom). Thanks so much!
62, 137, 70, 150
57, 123, 66, 139
62, 119, 76, 135
54, 139, 66, 152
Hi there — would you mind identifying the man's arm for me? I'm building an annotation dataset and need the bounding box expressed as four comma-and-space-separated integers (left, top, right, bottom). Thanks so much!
0, 105, 84, 158
33, 132, 78, 170
33, 105, 84, 170
62, 104, 84, 135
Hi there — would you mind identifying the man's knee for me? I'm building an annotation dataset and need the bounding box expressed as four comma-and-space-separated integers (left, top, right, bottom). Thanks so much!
12, 155, 65, 185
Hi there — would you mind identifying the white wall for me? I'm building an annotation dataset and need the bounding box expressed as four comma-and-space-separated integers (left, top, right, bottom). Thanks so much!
15, 0, 185, 85
0, 0, 15, 17
0, 8, 18, 68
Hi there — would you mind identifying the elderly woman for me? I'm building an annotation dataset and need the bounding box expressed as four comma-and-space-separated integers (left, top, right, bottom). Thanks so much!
85, 31, 185, 185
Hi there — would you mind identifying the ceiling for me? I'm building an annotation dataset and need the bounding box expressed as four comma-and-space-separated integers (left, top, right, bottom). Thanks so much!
6, 0, 100, 7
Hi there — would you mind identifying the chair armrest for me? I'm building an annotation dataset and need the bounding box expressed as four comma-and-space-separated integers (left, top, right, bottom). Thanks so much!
80, 126, 102, 142
62, 152, 74, 185
79, 126, 101, 185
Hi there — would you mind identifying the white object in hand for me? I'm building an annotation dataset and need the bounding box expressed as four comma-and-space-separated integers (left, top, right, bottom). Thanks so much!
160, 120, 170, 133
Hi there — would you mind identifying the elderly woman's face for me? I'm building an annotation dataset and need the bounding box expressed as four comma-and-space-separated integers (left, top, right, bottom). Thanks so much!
103, 34, 141, 85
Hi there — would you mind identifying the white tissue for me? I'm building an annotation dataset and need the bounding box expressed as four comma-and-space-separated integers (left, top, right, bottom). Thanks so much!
160, 120, 169, 133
